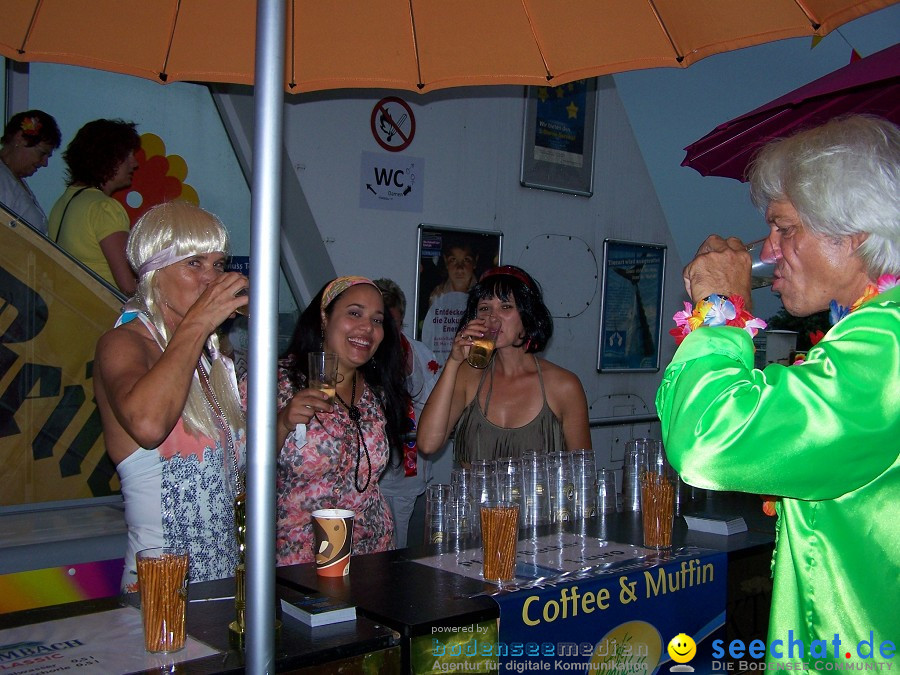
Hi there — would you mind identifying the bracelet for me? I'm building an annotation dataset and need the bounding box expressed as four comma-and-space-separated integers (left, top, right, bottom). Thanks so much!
670, 294, 767, 346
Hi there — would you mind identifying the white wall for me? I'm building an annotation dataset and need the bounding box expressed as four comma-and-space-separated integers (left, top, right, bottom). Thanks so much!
279, 80, 678, 462
6, 60, 680, 465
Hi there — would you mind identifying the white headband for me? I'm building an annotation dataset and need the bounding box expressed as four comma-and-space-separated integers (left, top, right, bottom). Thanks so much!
137, 245, 197, 278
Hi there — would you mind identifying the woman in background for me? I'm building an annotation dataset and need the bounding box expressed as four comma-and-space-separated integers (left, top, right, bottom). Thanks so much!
418, 265, 591, 463
0, 110, 61, 234
93, 201, 248, 591
273, 276, 409, 564
49, 118, 140, 295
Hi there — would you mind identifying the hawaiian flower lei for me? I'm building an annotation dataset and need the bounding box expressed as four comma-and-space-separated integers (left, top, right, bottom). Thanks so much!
829, 273, 899, 324
20, 116, 42, 137
670, 293, 767, 346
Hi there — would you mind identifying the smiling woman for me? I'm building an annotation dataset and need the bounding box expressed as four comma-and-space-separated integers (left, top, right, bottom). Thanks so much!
265, 276, 410, 564
93, 200, 249, 592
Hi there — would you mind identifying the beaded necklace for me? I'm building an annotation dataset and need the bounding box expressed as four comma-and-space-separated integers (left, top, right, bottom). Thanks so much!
197, 354, 243, 496
334, 372, 372, 493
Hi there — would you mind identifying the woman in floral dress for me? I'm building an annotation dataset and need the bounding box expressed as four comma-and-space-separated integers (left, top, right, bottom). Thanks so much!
273, 276, 410, 565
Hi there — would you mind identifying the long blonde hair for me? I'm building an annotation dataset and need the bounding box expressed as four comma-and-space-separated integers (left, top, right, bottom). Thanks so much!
126, 201, 244, 439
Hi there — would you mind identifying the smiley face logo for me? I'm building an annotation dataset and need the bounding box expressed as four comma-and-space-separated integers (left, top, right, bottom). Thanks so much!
667, 633, 697, 664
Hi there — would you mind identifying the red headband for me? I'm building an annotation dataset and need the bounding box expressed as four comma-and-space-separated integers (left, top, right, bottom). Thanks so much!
479, 265, 536, 291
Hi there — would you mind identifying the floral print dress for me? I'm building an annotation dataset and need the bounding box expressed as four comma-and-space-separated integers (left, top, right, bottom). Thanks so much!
274, 362, 394, 565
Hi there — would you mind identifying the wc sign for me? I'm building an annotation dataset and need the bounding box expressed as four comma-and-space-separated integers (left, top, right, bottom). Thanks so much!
359, 150, 424, 212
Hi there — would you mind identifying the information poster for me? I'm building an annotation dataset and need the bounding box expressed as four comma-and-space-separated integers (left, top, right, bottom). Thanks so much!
597, 240, 666, 372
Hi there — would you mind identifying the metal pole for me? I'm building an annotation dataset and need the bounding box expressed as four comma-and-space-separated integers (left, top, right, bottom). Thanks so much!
246, 0, 284, 672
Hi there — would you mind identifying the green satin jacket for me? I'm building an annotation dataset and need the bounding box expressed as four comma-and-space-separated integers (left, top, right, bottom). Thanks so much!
656, 284, 900, 668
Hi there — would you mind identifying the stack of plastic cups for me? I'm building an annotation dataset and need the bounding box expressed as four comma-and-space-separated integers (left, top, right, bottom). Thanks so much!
450, 468, 481, 537
470, 460, 497, 506
445, 496, 474, 549
623, 439, 649, 512
596, 468, 618, 514
424, 483, 452, 546
495, 457, 525, 527
547, 451, 575, 524
571, 449, 598, 519
520, 453, 551, 528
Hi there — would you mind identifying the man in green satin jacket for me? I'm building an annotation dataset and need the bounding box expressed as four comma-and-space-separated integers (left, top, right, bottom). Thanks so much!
656, 115, 899, 669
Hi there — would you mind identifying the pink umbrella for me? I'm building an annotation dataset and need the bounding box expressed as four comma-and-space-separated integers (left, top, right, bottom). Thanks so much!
682, 42, 900, 181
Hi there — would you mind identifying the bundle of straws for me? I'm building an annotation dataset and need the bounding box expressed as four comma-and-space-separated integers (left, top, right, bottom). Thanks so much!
480, 504, 519, 581
137, 552, 189, 652
640, 471, 675, 548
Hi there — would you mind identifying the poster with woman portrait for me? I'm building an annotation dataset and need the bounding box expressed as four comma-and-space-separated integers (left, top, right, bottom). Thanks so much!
414, 225, 502, 365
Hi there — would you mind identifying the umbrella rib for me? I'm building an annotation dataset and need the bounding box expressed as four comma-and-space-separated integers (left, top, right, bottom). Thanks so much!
17, 0, 43, 54
289, 0, 296, 88
791, 0, 822, 30
647, 0, 685, 63
520, 0, 553, 80
159, 0, 184, 82
408, 0, 425, 89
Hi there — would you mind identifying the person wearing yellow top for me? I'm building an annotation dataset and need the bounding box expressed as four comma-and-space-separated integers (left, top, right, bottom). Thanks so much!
48, 119, 140, 295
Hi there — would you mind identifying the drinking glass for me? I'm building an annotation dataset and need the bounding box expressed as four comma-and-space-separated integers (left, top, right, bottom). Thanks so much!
467, 315, 501, 369
521, 454, 551, 527
571, 449, 597, 519
747, 237, 777, 289
623, 439, 649, 512
307, 352, 339, 405
596, 468, 618, 514
547, 451, 575, 523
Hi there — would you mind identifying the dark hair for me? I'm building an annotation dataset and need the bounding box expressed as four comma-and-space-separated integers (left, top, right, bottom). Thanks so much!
282, 281, 410, 465
2, 110, 61, 148
456, 265, 553, 353
63, 119, 140, 187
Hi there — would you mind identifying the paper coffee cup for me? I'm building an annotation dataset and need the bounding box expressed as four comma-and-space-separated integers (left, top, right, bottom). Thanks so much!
311, 509, 354, 576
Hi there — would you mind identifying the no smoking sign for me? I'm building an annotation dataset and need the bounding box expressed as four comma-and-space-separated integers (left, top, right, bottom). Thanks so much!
371, 97, 416, 152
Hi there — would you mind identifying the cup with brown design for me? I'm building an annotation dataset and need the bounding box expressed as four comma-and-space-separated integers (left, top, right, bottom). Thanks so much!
311, 509, 354, 576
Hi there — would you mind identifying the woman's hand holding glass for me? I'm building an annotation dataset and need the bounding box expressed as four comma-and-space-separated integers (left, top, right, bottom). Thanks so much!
451, 316, 493, 364
279, 387, 334, 432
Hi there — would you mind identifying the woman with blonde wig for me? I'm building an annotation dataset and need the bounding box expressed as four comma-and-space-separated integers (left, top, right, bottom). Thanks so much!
93, 200, 248, 590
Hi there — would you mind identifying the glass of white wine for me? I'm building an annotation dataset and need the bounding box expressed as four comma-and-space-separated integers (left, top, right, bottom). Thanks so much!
307, 352, 338, 405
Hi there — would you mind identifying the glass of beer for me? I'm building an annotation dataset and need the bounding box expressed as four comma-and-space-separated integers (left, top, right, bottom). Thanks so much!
307, 352, 339, 405
466, 315, 501, 369
233, 287, 250, 317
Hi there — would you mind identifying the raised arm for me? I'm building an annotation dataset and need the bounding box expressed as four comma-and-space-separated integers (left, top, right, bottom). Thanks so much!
416, 318, 487, 453
94, 272, 247, 459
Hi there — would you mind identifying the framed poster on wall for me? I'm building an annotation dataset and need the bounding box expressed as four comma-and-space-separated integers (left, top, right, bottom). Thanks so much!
520, 78, 597, 196
597, 239, 667, 372
414, 225, 502, 366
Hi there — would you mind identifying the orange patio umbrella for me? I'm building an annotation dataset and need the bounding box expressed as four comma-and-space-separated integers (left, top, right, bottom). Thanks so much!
1, 0, 896, 94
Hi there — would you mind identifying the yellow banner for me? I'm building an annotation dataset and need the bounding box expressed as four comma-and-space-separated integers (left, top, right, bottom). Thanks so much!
1, 205, 122, 506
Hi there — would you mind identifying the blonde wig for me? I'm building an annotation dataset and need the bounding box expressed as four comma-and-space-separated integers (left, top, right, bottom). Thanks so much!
126, 201, 244, 439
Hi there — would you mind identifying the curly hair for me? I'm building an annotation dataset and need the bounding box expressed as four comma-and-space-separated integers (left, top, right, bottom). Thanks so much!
63, 119, 140, 188
2, 109, 61, 148
282, 280, 410, 465
456, 265, 553, 353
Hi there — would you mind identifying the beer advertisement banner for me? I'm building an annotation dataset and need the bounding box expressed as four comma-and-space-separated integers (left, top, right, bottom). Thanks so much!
0, 210, 122, 507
